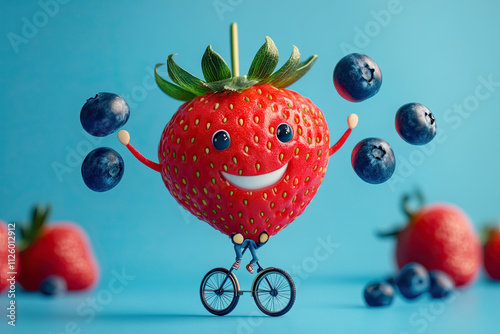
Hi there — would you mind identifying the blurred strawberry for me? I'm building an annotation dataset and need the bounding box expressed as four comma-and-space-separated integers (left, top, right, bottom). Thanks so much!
0, 220, 18, 293
380, 191, 482, 287
483, 225, 500, 280
18, 205, 99, 291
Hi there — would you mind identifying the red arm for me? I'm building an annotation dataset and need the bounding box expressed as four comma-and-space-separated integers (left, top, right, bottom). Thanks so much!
329, 114, 358, 157
118, 130, 161, 173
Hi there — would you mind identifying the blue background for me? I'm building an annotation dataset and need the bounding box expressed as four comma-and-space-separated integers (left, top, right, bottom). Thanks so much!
1, 0, 500, 333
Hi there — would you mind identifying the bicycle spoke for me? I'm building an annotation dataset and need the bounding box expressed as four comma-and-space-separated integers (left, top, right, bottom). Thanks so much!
216, 273, 221, 289
205, 291, 216, 300
201, 270, 239, 312
263, 294, 272, 310
275, 294, 287, 308
276, 276, 286, 290
223, 279, 232, 291
216, 296, 222, 310
222, 292, 232, 304
207, 278, 218, 290
252, 270, 296, 315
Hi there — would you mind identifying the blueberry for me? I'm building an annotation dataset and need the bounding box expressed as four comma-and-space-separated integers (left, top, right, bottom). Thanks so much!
363, 282, 394, 307
80, 93, 130, 137
82, 147, 124, 192
351, 138, 395, 184
395, 103, 436, 145
333, 53, 382, 102
429, 270, 455, 299
396, 263, 430, 300
39, 275, 67, 296
212, 130, 231, 151
276, 123, 293, 143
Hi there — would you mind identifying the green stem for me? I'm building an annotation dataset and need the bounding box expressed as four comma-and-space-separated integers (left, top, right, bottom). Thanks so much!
18, 204, 51, 251
230, 22, 240, 77
401, 189, 425, 219
377, 227, 404, 238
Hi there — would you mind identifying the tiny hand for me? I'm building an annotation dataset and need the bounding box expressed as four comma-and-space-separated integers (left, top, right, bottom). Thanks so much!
347, 114, 359, 129
118, 130, 130, 145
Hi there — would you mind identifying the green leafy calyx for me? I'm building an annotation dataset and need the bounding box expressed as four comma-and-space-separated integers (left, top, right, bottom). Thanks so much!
18, 204, 51, 251
155, 36, 318, 101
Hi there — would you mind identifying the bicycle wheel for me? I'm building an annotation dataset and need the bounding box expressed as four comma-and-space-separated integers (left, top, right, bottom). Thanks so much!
252, 268, 296, 316
200, 268, 239, 316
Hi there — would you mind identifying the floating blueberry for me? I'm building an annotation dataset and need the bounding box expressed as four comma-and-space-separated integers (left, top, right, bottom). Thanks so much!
429, 270, 455, 299
333, 53, 382, 102
396, 263, 430, 300
351, 138, 395, 184
82, 147, 124, 192
80, 93, 130, 137
364, 282, 394, 307
395, 103, 436, 145
39, 275, 67, 296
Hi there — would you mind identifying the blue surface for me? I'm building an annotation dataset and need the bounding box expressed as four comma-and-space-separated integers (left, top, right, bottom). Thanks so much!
2, 0, 500, 333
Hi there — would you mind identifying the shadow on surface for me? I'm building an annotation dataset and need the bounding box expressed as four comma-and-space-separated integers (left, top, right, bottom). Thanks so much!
25, 311, 269, 321
101, 312, 268, 319
328, 304, 366, 310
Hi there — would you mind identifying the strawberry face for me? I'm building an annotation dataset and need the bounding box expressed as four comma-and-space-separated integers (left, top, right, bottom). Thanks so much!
119, 33, 356, 243
158, 85, 329, 241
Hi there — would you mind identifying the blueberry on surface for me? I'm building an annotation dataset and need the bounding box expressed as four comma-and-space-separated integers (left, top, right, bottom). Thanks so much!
364, 282, 394, 307
80, 93, 130, 137
333, 53, 382, 102
39, 275, 67, 296
351, 138, 395, 184
82, 147, 124, 192
429, 270, 455, 299
396, 263, 430, 300
395, 103, 436, 145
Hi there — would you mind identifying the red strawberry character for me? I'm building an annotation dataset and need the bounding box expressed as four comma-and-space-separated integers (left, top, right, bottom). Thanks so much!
18, 205, 99, 291
118, 25, 357, 245
0, 220, 17, 293
381, 192, 482, 287
484, 225, 500, 280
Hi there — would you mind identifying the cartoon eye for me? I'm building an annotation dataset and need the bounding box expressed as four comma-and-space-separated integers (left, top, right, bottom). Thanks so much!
276, 123, 293, 143
212, 130, 231, 151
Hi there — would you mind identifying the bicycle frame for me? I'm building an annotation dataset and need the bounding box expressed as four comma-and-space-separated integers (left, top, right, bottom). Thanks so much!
215, 245, 265, 296
200, 247, 296, 316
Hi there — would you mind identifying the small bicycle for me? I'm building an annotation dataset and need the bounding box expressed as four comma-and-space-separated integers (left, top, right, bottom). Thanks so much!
200, 245, 296, 316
